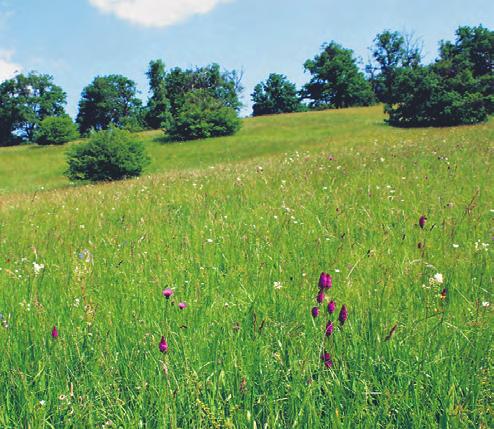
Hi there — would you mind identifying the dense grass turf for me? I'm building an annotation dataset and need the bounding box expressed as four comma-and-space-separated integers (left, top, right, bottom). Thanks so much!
0, 106, 492, 427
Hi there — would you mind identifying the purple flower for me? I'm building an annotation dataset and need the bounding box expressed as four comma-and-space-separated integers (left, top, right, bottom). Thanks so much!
318, 272, 332, 289
325, 321, 334, 336
320, 351, 333, 367
159, 336, 168, 353
327, 300, 336, 314
316, 292, 325, 304
311, 307, 319, 318
419, 215, 427, 229
162, 288, 174, 299
338, 305, 348, 325
51, 325, 59, 339
178, 302, 187, 310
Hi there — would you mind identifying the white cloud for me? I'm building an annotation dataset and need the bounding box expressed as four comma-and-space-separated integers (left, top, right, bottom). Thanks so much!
0, 50, 21, 82
89, 0, 232, 28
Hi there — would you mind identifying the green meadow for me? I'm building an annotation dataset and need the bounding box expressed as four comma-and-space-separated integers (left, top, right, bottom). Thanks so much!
0, 106, 492, 428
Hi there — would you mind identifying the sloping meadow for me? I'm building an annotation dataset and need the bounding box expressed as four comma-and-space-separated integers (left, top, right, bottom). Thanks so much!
0, 115, 492, 427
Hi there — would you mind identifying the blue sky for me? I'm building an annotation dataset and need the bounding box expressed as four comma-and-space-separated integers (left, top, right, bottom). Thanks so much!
0, 0, 492, 117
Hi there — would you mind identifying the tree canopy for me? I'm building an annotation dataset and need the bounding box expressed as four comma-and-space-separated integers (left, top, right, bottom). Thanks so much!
302, 42, 375, 109
0, 72, 66, 146
251, 73, 303, 116
386, 25, 493, 127
165, 64, 242, 118
145, 59, 172, 130
76, 75, 144, 135
368, 30, 422, 103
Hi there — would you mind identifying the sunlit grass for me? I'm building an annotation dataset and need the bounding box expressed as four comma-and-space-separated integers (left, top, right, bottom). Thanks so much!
0, 106, 492, 427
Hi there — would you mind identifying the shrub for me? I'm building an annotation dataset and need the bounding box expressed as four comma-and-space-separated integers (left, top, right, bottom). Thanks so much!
65, 128, 150, 182
34, 115, 79, 145
386, 25, 493, 127
386, 66, 489, 127
168, 89, 241, 141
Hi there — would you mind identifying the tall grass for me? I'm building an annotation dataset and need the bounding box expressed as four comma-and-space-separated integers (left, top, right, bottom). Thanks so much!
0, 106, 492, 427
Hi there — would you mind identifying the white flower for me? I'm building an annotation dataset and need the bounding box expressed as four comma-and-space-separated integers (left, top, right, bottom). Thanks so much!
433, 273, 444, 284
474, 241, 489, 252
482, 301, 490, 308
33, 262, 45, 275
273, 281, 282, 290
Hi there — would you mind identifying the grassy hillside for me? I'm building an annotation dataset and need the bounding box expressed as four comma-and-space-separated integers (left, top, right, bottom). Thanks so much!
0, 106, 492, 427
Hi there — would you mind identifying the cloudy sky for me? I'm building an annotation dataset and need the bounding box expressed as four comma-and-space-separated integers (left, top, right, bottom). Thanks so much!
0, 0, 492, 116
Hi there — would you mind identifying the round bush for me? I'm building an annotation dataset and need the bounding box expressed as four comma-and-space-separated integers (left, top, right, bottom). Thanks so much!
65, 128, 150, 182
34, 115, 79, 145
168, 89, 241, 141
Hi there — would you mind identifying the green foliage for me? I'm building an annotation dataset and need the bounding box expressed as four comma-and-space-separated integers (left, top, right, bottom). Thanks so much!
165, 63, 242, 117
387, 25, 493, 127
145, 59, 173, 130
76, 75, 144, 135
65, 127, 149, 181
368, 30, 422, 103
168, 89, 241, 141
33, 115, 79, 145
251, 73, 303, 116
0, 72, 67, 146
302, 42, 375, 108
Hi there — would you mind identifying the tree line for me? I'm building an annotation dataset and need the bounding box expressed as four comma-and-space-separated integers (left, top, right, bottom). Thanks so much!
0, 24, 492, 147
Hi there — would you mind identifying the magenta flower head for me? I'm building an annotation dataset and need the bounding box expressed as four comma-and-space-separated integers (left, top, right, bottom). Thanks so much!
316, 291, 325, 304
178, 302, 187, 310
328, 300, 336, 314
318, 272, 332, 289
325, 321, 334, 337
159, 336, 168, 353
51, 325, 59, 339
419, 215, 427, 229
162, 288, 174, 299
311, 306, 319, 318
320, 351, 333, 368
338, 305, 348, 325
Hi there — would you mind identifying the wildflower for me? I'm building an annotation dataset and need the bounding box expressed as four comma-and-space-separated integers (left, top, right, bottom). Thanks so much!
419, 215, 427, 229
159, 336, 168, 353
440, 288, 447, 300
33, 262, 45, 275
325, 321, 334, 337
311, 307, 319, 318
178, 302, 187, 310
162, 288, 173, 299
433, 273, 444, 284
327, 300, 336, 314
51, 325, 59, 339
320, 352, 333, 367
316, 292, 325, 304
318, 272, 332, 289
338, 305, 348, 325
